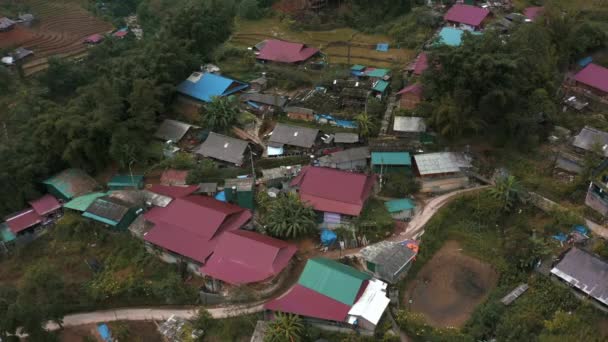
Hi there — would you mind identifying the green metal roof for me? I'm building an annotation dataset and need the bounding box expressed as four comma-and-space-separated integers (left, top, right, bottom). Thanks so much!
107, 175, 144, 187
372, 80, 389, 93
366, 68, 389, 78
43, 168, 97, 199
297, 257, 370, 305
351, 64, 366, 71
371, 152, 412, 166
63, 192, 107, 212
437, 27, 482, 47
0, 223, 15, 242
385, 198, 416, 213
82, 212, 119, 226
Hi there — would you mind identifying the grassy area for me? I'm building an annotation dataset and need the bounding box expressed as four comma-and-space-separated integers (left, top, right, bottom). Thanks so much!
230, 17, 415, 68
357, 198, 394, 243
0, 213, 197, 312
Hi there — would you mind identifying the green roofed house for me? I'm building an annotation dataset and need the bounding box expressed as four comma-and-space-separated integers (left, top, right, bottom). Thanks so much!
107, 175, 144, 190
351, 64, 366, 72
83, 196, 142, 230
63, 192, 108, 212
0, 223, 16, 244
436, 27, 481, 47
371, 152, 412, 173
365, 68, 390, 79
298, 257, 371, 306
385, 198, 416, 220
372, 80, 389, 98
43, 169, 99, 201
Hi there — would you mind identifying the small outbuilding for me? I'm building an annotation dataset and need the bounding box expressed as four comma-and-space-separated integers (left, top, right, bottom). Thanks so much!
360, 241, 417, 284
393, 116, 426, 137
396, 84, 423, 110
318, 146, 370, 171
285, 106, 315, 122
0, 17, 15, 32
154, 119, 199, 143
371, 152, 412, 173
223, 177, 255, 210
160, 169, 189, 186
384, 198, 416, 220
107, 175, 144, 190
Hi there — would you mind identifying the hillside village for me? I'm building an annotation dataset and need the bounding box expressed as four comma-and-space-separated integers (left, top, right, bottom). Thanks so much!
1, 0, 608, 341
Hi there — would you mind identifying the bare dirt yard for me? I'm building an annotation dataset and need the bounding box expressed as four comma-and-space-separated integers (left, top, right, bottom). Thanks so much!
404, 240, 499, 328
59, 321, 162, 342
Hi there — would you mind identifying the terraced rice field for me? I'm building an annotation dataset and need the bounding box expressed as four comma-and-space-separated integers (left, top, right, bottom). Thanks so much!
231, 18, 415, 68
0, 0, 112, 75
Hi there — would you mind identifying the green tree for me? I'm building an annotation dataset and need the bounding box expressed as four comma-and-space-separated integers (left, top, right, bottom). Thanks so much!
355, 112, 376, 138
264, 312, 304, 342
264, 193, 316, 239
200, 96, 240, 132
488, 176, 524, 212
239, 0, 262, 20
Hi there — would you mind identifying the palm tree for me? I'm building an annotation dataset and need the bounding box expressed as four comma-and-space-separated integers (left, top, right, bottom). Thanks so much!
264, 193, 316, 239
264, 312, 304, 342
489, 175, 524, 212
200, 96, 239, 131
354, 112, 376, 138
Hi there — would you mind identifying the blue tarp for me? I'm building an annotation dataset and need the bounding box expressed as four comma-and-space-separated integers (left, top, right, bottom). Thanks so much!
97, 324, 112, 342
176, 72, 248, 103
321, 229, 337, 246
573, 225, 589, 235
215, 191, 226, 202
552, 233, 568, 242
578, 56, 593, 68
315, 114, 358, 129
376, 43, 389, 52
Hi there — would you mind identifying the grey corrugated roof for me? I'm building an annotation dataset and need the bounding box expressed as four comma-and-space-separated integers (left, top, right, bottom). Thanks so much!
284, 106, 314, 115
197, 183, 218, 193
255, 40, 267, 51
269, 123, 318, 148
413, 152, 471, 176
128, 215, 154, 239
261, 165, 302, 181
550, 248, 608, 306
324, 147, 370, 164
108, 190, 172, 208
224, 177, 254, 191
12, 47, 33, 61
334, 133, 359, 144
240, 93, 287, 107
85, 196, 131, 222
360, 241, 416, 283
154, 119, 197, 142
195, 132, 248, 165
393, 116, 426, 133
572, 126, 608, 156
0, 17, 15, 29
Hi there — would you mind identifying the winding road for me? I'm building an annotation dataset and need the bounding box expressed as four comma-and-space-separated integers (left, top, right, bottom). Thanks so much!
41, 185, 489, 331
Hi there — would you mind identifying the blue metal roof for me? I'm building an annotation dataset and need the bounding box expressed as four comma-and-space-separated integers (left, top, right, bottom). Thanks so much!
578, 56, 593, 68
176, 72, 248, 102
376, 43, 389, 52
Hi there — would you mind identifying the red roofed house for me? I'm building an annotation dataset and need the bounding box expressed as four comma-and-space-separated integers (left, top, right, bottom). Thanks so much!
4, 194, 62, 237
142, 194, 295, 283
396, 83, 423, 110
444, 4, 490, 31
412, 52, 428, 76
571, 63, 608, 105
290, 166, 376, 228
148, 184, 199, 199
256, 39, 319, 64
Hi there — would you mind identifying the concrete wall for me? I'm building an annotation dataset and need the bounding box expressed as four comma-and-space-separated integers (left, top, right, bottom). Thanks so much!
420, 175, 469, 193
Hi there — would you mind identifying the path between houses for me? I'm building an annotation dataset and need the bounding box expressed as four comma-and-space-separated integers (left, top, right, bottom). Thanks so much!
41, 186, 488, 331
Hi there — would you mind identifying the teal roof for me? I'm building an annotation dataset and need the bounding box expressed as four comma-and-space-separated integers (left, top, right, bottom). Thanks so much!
351, 64, 366, 71
366, 68, 390, 78
63, 192, 108, 212
107, 175, 144, 187
0, 223, 15, 242
437, 27, 481, 47
371, 152, 412, 166
385, 198, 416, 213
82, 212, 119, 226
372, 80, 389, 93
43, 168, 97, 199
298, 257, 370, 305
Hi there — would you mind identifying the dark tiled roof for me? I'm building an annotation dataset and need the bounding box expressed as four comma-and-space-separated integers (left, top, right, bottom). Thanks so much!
194, 132, 248, 165
269, 124, 318, 148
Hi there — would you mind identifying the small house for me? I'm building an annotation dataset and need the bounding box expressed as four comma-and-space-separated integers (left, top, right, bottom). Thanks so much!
413, 152, 472, 193
443, 4, 490, 31
154, 119, 199, 144
268, 123, 319, 155
107, 175, 144, 190
265, 257, 390, 332
84, 33, 104, 44
5, 194, 62, 237
371, 152, 412, 173
571, 64, 608, 103
43, 168, 99, 201
371, 80, 390, 99
407, 52, 429, 77
396, 84, 423, 110
285, 106, 315, 122
572, 126, 608, 157
384, 198, 416, 220
83, 196, 141, 230
255, 39, 319, 64
393, 116, 426, 137
223, 177, 255, 210
550, 247, 608, 307
318, 146, 370, 171
360, 241, 417, 284
1, 47, 33, 65
0, 17, 15, 32
160, 169, 189, 186
194, 132, 249, 166
176, 72, 248, 103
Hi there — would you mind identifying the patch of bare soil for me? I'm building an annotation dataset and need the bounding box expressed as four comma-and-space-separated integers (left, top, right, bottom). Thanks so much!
404, 240, 499, 328
59, 321, 162, 342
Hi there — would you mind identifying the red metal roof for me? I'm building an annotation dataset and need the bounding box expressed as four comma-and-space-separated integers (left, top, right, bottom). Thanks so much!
444, 4, 490, 27
524, 6, 544, 21
256, 39, 319, 63
148, 185, 199, 199
200, 230, 296, 285
413, 52, 429, 75
5, 208, 41, 234
143, 195, 252, 263
160, 169, 189, 186
397, 83, 423, 96
290, 167, 376, 216
264, 284, 352, 321
28, 194, 61, 216
574, 63, 608, 94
